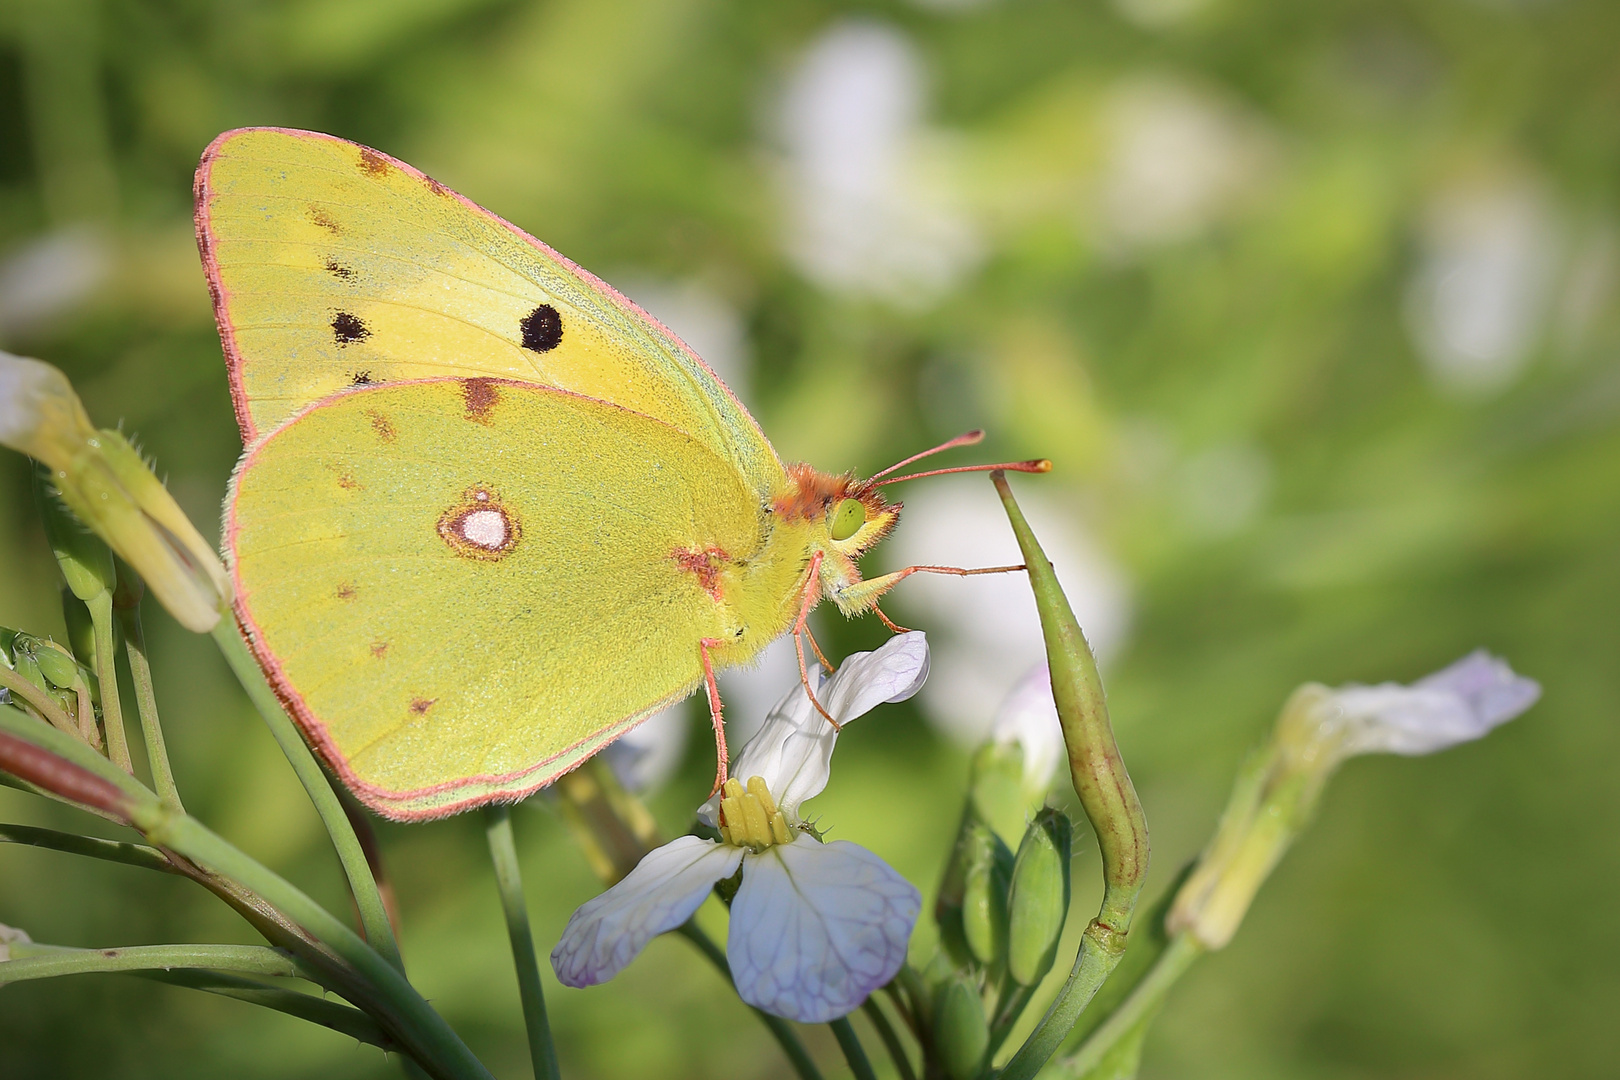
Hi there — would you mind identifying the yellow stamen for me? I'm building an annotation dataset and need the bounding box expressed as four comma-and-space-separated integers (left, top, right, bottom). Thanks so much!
716, 775, 796, 851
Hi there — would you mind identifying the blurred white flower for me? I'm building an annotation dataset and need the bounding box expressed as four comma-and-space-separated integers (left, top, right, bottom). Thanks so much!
989, 664, 1064, 794
777, 20, 980, 304
603, 706, 690, 795
1405, 177, 1560, 394
0, 228, 112, 343
891, 476, 1130, 744
1112, 0, 1213, 29
1318, 650, 1542, 761
553, 633, 927, 1022
1094, 76, 1273, 251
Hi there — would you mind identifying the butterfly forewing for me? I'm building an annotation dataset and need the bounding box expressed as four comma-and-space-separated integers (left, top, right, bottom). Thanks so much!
197, 127, 781, 498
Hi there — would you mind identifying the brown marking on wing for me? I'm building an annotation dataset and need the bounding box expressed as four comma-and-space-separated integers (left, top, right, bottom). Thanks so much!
672, 545, 730, 603
370, 642, 389, 658
366, 411, 397, 443
437, 486, 522, 561
409, 697, 436, 715
462, 377, 499, 423
337, 474, 359, 490
336, 583, 357, 601
325, 259, 355, 281
309, 205, 342, 234
358, 147, 391, 177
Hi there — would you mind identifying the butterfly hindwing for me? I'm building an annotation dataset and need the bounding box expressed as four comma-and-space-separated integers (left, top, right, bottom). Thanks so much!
227, 379, 771, 818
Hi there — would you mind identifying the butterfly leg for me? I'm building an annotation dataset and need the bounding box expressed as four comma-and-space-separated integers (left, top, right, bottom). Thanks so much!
872, 602, 913, 635
699, 638, 729, 796
834, 562, 1028, 615
792, 551, 841, 731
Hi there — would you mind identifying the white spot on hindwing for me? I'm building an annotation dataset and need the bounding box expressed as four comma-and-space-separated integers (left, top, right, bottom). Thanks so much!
460, 508, 508, 549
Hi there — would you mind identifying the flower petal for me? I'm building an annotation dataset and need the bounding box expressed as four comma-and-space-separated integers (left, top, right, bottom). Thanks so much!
701, 632, 929, 826
727, 837, 921, 1023
551, 835, 743, 988
1333, 651, 1540, 757
990, 663, 1064, 791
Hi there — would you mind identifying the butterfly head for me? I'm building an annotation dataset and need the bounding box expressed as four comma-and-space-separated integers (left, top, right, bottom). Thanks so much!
780, 464, 899, 559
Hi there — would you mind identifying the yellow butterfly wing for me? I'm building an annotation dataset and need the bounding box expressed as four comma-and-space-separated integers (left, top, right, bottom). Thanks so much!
195, 126, 781, 498
227, 379, 799, 820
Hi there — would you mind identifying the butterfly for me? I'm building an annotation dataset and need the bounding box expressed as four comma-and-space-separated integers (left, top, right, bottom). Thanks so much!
197, 127, 1047, 820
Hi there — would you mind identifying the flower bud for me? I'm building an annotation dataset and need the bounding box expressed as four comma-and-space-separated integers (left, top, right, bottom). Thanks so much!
961, 824, 1013, 968
936, 812, 1013, 968
932, 973, 990, 1080
34, 463, 115, 604
1170, 654, 1540, 950
1, 353, 230, 632
30, 639, 81, 691
0, 922, 31, 962
1006, 807, 1071, 986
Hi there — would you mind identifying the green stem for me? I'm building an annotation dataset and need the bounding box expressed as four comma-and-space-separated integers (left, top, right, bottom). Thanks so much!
1, 941, 302, 983
211, 621, 401, 972
87, 592, 132, 773
1051, 934, 1203, 1078
118, 603, 181, 809
675, 922, 823, 1080
994, 899, 1133, 1080
137, 967, 396, 1049
138, 806, 494, 1080
862, 996, 918, 1080
484, 805, 560, 1080
830, 1016, 878, 1080
0, 706, 491, 1080
0, 821, 175, 874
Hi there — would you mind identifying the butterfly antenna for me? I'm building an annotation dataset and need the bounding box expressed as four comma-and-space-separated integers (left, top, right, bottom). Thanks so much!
867, 429, 985, 482
873, 458, 1051, 488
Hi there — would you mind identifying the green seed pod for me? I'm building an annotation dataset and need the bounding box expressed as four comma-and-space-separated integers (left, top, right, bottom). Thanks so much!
961, 826, 1013, 968
34, 463, 116, 604
1006, 808, 1072, 986
932, 973, 990, 1080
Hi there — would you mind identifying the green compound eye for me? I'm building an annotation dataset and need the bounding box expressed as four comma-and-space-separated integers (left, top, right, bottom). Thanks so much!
830, 498, 866, 541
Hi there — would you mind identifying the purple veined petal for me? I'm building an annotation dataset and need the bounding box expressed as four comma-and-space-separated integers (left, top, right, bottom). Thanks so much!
727, 837, 921, 1023
551, 835, 743, 988
1333, 651, 1540, 758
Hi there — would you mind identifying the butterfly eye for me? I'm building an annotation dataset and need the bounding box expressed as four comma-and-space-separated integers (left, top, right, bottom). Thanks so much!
830, 498, 866, 541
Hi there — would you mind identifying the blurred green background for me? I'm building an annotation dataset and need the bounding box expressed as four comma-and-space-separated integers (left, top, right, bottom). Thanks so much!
2, 0, 1618, 1077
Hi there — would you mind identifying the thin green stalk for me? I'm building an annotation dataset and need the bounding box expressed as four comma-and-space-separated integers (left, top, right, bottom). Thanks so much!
137, 805, 494, 1080
484, 804, 560, 1080
830, 1016, 878, 1080
86, 592, 132, 773
1052, 933, 1203, 1079
0, 821, 175, 874
0, 941, 301, 983
675, 921, 823, 1080
995, 906, 1132, 1080
0, 708, 492, 1080
138, 967, 395, 1049
118, 604, 180, 809
211, 621, 401, 972
862, 996, 918, 1080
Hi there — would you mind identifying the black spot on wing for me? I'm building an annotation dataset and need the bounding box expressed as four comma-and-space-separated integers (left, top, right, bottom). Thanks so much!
520, 304, 563, 352
332, 312, 370, 346
351, 370, 374, 385
325, 259, 355, 281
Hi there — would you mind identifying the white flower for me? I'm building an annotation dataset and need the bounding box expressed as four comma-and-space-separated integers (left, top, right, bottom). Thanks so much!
989, 664, 1065, 793
1315, 650, 1541, 761
551, 632, 928, 1023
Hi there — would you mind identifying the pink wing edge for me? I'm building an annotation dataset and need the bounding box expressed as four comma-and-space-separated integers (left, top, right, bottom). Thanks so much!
221, 378, 706, 822
192, 125, 778, 468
